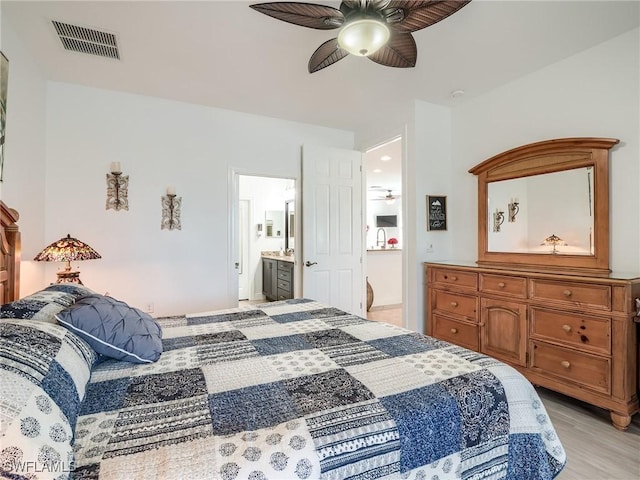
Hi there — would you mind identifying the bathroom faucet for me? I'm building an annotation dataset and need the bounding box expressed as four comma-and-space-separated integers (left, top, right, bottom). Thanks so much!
376, 228, 386, 248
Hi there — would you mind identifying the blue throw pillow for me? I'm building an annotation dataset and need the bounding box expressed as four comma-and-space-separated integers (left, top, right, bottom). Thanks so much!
55, 294, 163, 364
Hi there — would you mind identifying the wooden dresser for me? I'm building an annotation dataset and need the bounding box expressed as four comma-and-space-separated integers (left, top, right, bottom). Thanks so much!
424, 261, 640, 430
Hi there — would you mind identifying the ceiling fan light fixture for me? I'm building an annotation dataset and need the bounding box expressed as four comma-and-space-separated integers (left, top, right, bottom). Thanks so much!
337, 19, 390, 57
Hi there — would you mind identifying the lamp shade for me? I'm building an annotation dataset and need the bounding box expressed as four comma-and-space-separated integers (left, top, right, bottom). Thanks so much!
34, 234, 101, 263
541, 234, 564, 247
337, 19, 390, 57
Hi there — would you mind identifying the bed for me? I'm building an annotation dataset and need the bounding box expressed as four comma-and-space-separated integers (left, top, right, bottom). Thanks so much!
0, 203, 566, 480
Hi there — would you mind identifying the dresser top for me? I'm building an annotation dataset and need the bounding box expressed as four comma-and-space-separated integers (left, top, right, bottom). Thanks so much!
424, 260, 640, 282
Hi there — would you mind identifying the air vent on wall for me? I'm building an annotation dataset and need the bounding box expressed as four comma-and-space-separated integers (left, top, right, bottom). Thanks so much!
52, 20, 120, 60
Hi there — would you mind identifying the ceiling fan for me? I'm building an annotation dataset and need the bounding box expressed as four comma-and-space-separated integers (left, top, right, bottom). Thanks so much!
371, 189, 400, 203
250, 0, 471, 73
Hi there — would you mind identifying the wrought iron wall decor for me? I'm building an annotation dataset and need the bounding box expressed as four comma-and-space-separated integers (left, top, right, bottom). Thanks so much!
508, 198, 520, 222
493, 209, 505, 232
161, 186, 181, 230
106, 162, 129, 211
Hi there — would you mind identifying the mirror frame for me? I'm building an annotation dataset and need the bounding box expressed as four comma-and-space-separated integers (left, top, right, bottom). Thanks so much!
469, 137, 619, 275
285, 199, 294, 250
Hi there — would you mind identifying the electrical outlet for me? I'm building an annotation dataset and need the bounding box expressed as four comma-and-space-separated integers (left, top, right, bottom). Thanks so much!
426, 244, 434, 253
145, 302, 154, 313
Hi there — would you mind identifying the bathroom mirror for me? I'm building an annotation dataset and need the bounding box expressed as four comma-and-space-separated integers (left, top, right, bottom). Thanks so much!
285, 200, 295, 250
265, 210, 284, 238
470, 138, 619, 275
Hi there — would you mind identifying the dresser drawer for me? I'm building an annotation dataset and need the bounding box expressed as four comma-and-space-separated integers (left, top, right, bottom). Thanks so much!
278, 260, 293, 272
277, 288, 292, 300
529, 279, 611, 311
277, 269, 291, 282
277, 279, 291, 292
480, 273, 527, 298
530, 308, 610, 355
434, 290, 478, 321
432, 314, 479, 350
432, 268, 478, 290
530, 341, 610, 394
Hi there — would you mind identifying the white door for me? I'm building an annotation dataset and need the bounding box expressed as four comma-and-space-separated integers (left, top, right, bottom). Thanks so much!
238, 199, 250, 300
302, 144, 363, 315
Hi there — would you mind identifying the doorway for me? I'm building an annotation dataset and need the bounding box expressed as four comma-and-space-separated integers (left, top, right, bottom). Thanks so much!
237, 174, 295, 305
363, 136, 405, 328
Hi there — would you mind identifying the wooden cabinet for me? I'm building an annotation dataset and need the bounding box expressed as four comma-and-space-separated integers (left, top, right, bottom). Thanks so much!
276, 260, 294, 300
262, 258, 277, 301
425, 262, 640, 430
262, 257, 294, 301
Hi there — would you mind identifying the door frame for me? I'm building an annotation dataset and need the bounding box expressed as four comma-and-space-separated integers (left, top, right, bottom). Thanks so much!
238, 199, 251, 300
362, 134, 408, 328
227, 168, 299, 307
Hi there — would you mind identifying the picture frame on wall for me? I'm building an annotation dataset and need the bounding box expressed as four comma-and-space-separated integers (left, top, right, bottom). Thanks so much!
427, 195, 447, 231
0, 52, 8, 182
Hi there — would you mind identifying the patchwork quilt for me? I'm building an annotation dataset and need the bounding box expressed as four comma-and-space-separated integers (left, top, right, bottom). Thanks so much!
70, 300, 563, 479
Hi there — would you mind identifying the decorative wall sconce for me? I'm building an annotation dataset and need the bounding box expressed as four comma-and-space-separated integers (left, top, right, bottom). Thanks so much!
257, 223, 263, 236
508, 198, 520, 222
161, 186, 182, 230
106, 162, 129, 211
493, 209, 505, 232
541, 234, 565, 254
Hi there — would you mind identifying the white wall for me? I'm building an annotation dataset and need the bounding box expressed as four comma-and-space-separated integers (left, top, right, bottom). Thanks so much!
0, 20, 47, 296
409, 102, 453, 332
451, 28, 640, 273
40, 83, 353, 316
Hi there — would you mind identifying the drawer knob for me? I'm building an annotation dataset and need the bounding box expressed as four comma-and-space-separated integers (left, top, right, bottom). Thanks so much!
450, 301, 458, 307
450, 328, 458, 334
562, 324, 572, 333
498, 282, 505, 288
561, 360, 571, 369
563, 290, 572, 297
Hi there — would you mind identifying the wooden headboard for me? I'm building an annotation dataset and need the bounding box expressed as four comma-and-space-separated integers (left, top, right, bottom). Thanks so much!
0, 201, 20, 303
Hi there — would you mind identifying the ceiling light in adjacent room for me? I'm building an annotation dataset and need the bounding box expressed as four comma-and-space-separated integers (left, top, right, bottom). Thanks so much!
373, 168, 382, 173
337, 19, 390, 57
380, 155, 392, 162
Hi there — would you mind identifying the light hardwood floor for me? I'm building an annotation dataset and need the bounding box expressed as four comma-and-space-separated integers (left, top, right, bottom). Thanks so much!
538, 388, 640, 479
366, 305, 404, 327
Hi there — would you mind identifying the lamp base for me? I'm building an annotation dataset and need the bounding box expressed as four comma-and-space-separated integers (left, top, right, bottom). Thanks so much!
56, 270, 83, 285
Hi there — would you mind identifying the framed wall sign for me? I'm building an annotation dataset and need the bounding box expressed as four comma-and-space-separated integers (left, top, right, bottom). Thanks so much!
427, 195, 447, 231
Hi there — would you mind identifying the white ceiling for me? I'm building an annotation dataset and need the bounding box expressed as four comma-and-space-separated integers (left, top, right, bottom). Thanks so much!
3, 1, 639, 134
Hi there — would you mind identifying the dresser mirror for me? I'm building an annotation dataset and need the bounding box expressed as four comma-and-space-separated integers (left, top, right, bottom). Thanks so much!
470, 138, 619, 275
487, 167, 594, 255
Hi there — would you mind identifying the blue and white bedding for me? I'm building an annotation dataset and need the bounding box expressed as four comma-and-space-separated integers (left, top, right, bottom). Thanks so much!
2, 298, 565, 479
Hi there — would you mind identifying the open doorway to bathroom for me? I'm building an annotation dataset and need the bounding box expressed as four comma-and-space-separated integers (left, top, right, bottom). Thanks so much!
238, 174, 295, 306
364, 137, 404, 328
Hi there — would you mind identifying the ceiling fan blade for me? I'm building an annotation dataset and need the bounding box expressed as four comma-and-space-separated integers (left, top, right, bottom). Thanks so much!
250, 2, 344, 29
385, 0, 471, 33
308, 38, 349, 73
340, 0, 392, 16
368, 32, 416, 68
